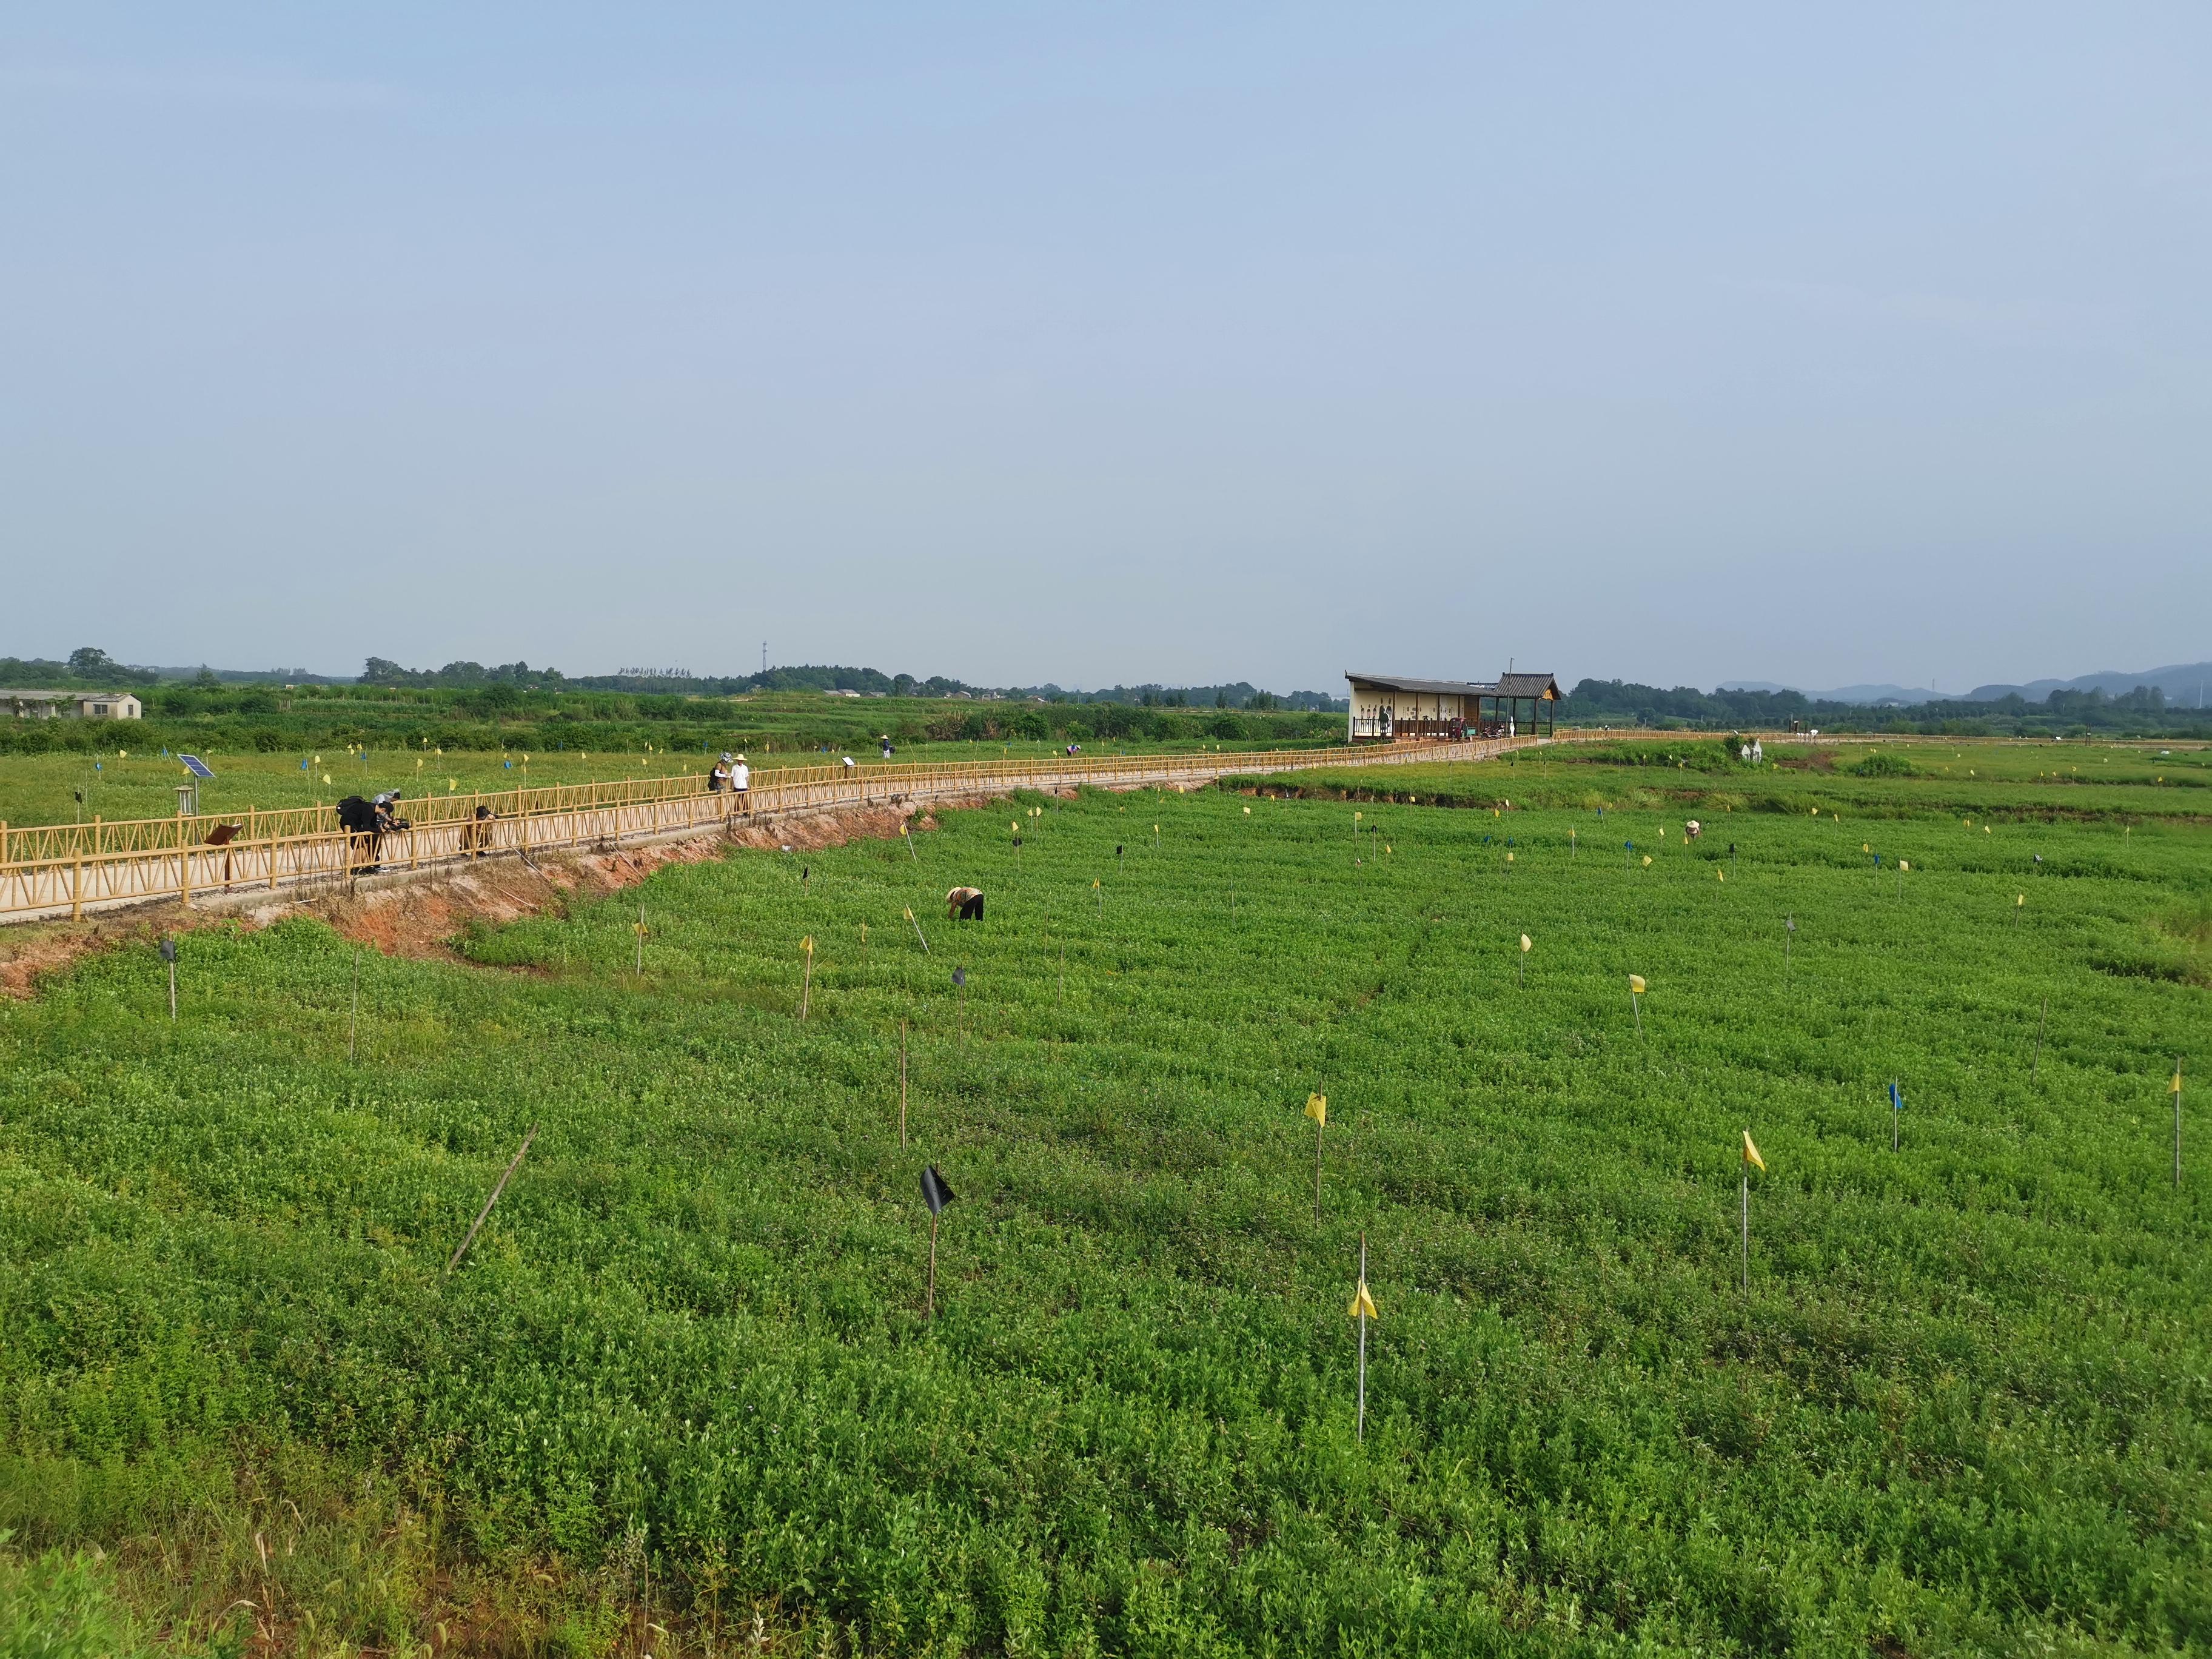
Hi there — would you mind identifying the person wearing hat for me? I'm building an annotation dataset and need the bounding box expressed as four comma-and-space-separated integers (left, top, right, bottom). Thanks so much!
730, 753, 749, 811
709, 753, 732, 793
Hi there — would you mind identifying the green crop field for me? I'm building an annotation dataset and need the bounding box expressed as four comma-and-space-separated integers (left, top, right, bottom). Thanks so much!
1, 751, 2207, 1654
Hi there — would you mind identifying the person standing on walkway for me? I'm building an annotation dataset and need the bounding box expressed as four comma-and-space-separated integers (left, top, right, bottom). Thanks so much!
731, 754, 750, 812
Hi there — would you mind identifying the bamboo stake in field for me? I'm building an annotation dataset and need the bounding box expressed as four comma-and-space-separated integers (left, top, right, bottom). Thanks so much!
1094, 877, 1103, 919
905, 906, 930, 954
902, 821, 919, 862
1518, 933, 1530, 988
2031, 996, 2048, 1082
800, 936, 815, 1021
1889, 1079, 1903, 1152
1628, 974, 1646, 1039
953, 965, 967, 1045
1305, 1093, 1327, 1222
447, 1124, 538, 1276
349, 946, 360, 1062
899, 1019, 908, 1147
634, 903, 646, 974
160, 936, 177, 1022
1349, 1234, 1376, 1443
2014, 893, 2025, 928
1740, 1131, 1764, 1294
1783, 916, 1794, 988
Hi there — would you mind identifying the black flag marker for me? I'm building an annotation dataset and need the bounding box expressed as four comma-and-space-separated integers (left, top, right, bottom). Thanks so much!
921, 1164, 956, 1214
952, 967, 967, 988
159, 937, 177, 963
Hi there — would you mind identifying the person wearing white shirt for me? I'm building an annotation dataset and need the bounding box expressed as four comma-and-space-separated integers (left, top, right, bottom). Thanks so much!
731, 756, 750, 809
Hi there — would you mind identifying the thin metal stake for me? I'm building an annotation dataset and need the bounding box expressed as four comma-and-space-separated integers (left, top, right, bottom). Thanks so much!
899, 1020, 908, 1147
1740, 1171, 1750, 1295
349, 947, 360, 1062
2031, 997, 2047, 1083
1356, 1233, 1370, 1443
926, 1210, 939, 1324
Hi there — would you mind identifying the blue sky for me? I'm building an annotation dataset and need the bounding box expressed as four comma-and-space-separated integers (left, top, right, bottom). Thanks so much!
4, 4, 2207, 692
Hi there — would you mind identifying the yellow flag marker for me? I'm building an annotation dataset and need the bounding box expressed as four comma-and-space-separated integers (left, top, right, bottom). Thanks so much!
1243, 805, 1251, 815
1305, 1092, 1327, 1127
1742, 1130, 1765, 1171
313, 754, 322, 765
322, 773, 332, 785
1629, 974, 1646, 994
1899, 860, 1909, 871
2171, 1064, 2183, 1095
449, 779, 457, 791
1641, 854, 1653, 868
1985, 826, 1992, 834
1349, 1281, 1377, 1320
1717, 868, 1725, 882
1520, 934, 1532, 952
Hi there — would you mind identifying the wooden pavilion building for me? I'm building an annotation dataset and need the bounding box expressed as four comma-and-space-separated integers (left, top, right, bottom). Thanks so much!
1344, 671, 1561, 742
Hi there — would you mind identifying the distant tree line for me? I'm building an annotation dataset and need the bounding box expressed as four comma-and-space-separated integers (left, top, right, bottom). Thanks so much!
1561, 678, 2205, 737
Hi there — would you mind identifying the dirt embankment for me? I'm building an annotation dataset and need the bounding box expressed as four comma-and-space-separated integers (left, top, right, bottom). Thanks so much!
0, 800, 949, 997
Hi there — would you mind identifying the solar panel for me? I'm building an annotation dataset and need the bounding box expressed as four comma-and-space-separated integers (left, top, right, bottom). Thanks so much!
180, 754, 215, 779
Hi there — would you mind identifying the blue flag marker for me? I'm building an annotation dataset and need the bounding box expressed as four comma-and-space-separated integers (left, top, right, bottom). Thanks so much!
301, 760, 310, 771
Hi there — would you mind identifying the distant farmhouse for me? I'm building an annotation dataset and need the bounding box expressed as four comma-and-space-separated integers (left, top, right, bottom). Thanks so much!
1344, 671, 1558, 742
2, 689, 144, 720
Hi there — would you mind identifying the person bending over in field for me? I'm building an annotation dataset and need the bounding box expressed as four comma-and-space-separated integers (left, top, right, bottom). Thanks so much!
947, 886, 985, 921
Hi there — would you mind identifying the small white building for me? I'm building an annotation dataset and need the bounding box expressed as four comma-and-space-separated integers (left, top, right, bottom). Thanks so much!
1, 689, 143, 720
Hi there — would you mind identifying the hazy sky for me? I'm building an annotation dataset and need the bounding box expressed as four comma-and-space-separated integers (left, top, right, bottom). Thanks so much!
4, 4, 2207, 693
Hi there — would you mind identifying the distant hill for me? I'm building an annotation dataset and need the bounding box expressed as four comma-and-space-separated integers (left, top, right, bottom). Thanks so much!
1722, 662, 2211, 708
1963, 661, 2212, 707
1719, 679, 1945, 705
